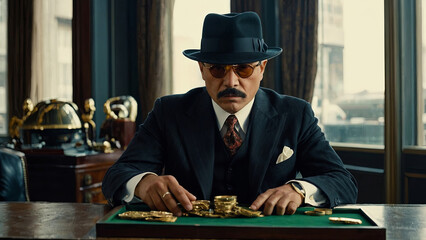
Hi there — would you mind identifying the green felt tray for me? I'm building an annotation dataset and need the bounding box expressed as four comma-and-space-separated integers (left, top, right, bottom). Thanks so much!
105, 205, 372, 227
96, 204, 386, 239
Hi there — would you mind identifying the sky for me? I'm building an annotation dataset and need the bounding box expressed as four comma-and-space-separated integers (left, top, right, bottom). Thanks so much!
342, 0, 385, 94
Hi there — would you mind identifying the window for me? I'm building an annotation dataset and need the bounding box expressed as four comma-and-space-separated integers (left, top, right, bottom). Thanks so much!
421, 0, 426, 145
314, 0, 385, 146
0, 0, 7, 136
172, 0, 230, 94
31, 0, 73, 103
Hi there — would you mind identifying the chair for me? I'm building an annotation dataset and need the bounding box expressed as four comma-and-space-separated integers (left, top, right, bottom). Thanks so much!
0, 148, 30, 201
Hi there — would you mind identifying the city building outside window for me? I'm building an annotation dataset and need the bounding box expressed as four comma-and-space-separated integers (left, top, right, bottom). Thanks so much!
0, 0, 7, 136
31, 0, 73, 104
421, 0, 426, 145
314, 0, 385, 146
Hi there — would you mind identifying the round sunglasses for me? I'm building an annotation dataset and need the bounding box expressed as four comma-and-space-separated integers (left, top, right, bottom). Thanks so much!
202, 61, 261, 78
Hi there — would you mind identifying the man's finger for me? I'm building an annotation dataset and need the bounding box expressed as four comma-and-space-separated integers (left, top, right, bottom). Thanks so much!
285, 201, 299, 215
183, 188, 197, 201
250, 189, 274, 210
275, 198, 290, 215
152, 191, 168, 211
262, 191, 282, 216
160, 191, 182, 216
168, 185, 193, 211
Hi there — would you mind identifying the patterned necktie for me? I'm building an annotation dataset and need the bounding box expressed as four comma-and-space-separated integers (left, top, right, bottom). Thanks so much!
223, 115, 243, 156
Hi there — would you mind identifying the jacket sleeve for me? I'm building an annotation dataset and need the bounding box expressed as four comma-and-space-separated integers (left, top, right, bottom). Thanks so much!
296, 102, 358, 207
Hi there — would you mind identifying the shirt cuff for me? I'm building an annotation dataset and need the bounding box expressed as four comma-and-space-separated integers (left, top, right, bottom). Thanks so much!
123, 172, 158, 203
287, 180, 328, 207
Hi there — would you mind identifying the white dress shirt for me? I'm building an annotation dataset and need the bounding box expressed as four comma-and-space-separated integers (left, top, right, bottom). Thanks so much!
123, 98, 327, 206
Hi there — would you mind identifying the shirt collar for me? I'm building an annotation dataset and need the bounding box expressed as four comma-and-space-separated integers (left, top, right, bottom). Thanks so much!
211, 97, 255, 133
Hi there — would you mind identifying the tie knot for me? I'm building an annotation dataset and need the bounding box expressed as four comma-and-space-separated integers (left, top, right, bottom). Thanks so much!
225, 115, 238, 128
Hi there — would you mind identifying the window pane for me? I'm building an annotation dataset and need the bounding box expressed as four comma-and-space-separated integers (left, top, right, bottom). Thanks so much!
31, 0, 72, 103
0, 0, 7, 135
172, 0, 230, 94
422, 0, 426, 145
314, 0, 385, 145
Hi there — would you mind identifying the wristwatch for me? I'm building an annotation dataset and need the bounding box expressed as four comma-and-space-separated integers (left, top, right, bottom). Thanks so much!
290, 182, 306, 200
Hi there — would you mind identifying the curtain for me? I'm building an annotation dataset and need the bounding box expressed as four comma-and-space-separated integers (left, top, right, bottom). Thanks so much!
137, 0, 174, 120
279, 0, 318, 103
7, 0, 33, 121
230, 0, 262, 15
72, 0, 91, 111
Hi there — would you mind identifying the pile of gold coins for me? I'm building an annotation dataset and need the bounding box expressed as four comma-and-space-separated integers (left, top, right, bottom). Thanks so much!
304, 208, 333, 216
118, 195, 263, 222
118, 210, 177, 222
184, 195, 263, 218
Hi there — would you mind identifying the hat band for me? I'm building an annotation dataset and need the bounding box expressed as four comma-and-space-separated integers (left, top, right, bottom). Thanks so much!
201, 37, 268, 53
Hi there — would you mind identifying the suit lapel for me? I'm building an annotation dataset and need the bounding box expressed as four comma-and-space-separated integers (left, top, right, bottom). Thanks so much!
177, 89, 216, 199
247, 90, 287, 200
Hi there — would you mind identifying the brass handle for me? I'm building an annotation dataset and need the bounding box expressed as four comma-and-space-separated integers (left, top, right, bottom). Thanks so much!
83, 174, 93, 186
84, 191, 93, 203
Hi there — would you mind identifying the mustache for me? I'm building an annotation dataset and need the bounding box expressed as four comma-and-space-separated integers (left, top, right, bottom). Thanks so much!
217, 88, 247, 99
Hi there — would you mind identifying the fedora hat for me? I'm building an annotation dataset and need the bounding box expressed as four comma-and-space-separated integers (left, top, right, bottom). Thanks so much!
183, 11, 282, 65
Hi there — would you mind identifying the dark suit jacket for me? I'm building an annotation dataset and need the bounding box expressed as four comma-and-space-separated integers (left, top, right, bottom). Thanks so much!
102, 87, 357, 207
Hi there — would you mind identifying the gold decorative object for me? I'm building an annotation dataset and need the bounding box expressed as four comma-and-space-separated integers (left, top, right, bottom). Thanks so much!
9, 98, 34, 140
14, 99, 85, 147
81, 98, 97, 145
22, 99, 82, 130
100, 96, 138, 149
103, 95, 138, 122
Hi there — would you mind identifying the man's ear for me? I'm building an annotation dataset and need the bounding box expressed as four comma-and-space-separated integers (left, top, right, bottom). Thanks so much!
198, 62, 206, 80
260, 60, 268, 73
198, 62, 204, 73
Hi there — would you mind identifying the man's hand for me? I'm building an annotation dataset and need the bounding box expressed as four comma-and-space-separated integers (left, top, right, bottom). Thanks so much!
249, 184, 304, 215
135, 174, 197, 216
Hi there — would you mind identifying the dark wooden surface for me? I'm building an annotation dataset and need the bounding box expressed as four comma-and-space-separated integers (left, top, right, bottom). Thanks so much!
23, 149, 122, 203
0, 202, 425, 239
0, 202, 111, 239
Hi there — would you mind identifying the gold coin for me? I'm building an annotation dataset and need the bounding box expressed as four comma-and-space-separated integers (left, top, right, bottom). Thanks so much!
149, 210, 173, 218
235, 206, 263, 217
329, 217, 362, 224
314, 208, 333, 215
214, 195, 237, 202
192, 200, 210, 210
145, 216, 178, 222
304, 210, 325, 216
118, 211, 151, 220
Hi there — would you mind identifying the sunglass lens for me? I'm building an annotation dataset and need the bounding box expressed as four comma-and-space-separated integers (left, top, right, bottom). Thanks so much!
235, 65, 254, 78
209, 65, 227, 78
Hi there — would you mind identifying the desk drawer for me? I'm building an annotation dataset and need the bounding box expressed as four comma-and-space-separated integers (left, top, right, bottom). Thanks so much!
79, 186, 107, 203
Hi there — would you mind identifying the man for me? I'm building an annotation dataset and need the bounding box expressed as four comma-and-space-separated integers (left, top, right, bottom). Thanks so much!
102, 11, 357, 216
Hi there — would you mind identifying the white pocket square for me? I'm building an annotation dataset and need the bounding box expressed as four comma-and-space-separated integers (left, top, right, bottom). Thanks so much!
276, 146, 294, 164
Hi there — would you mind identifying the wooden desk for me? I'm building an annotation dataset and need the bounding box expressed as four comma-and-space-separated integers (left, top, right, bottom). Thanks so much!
23, 149, 122, 203
0, 202, 110, 239
0, 202, 425, 239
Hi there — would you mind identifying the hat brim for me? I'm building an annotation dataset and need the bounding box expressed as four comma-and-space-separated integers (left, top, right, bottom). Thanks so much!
182, 47, 283, 65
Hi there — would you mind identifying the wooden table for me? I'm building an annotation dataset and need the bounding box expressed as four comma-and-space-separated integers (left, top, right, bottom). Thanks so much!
0, 202, 110, 239
0, 202, 425, 239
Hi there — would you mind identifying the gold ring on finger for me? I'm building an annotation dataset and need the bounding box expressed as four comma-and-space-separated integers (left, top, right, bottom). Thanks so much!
162, 191, 171, 198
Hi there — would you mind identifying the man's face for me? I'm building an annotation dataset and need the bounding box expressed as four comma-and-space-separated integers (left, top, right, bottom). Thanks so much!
198, 60, 267, 114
